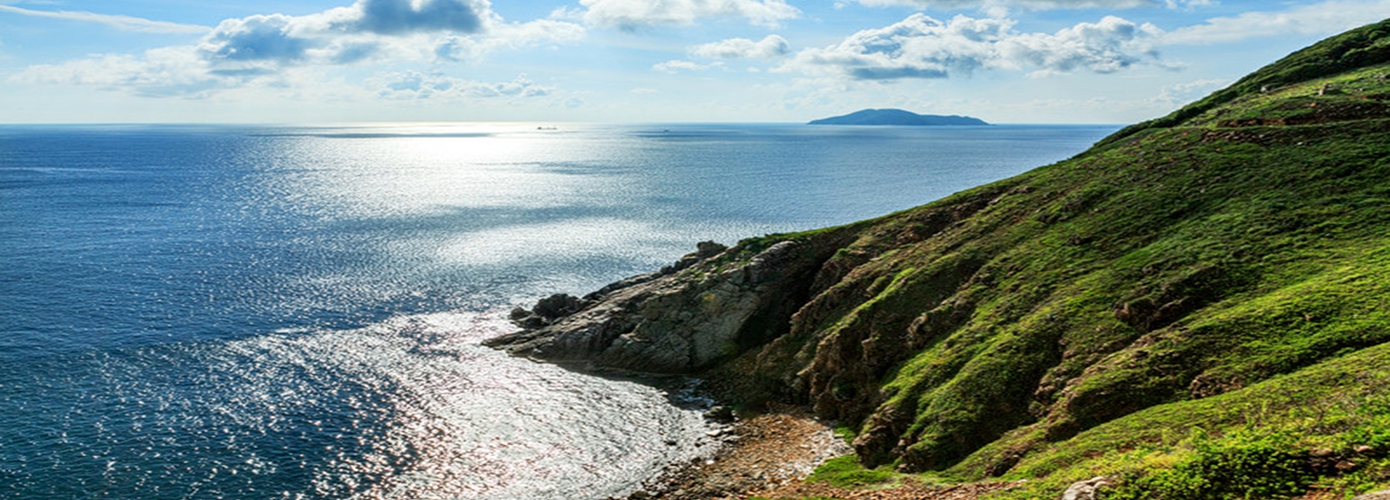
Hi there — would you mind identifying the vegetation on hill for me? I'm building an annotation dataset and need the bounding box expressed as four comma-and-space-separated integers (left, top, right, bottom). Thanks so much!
706, 18, 1390, 498
495, 18, 1390, 498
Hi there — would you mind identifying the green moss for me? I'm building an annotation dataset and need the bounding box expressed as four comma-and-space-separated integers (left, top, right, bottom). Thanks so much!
806, 456, 901, 489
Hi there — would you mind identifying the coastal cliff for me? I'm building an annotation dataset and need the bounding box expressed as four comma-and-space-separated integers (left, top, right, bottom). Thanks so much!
490, 19, 1390, 498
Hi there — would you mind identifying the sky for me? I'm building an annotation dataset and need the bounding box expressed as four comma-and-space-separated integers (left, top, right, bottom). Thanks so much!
0, 0, 1387, 124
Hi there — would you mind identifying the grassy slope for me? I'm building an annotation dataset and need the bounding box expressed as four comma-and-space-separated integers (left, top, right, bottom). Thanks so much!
713, 19, 1390, 498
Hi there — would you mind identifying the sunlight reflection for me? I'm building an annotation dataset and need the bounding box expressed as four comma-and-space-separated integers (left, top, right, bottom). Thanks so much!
269, 124, 621, 220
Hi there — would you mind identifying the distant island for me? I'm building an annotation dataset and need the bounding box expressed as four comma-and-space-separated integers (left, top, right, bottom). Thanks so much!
808, 108, 988, 126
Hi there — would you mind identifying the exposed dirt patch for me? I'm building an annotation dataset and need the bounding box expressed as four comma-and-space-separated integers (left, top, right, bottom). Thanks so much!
620, 404, 1020, 500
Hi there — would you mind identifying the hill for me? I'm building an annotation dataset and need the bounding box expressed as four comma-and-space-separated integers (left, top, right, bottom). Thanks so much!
809, 108, 988, 126
490, 19, 1390, 498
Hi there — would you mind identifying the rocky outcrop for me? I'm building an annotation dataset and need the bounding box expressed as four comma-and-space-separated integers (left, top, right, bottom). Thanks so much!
486, 237, 850, 373
1061, 476, 1113, 500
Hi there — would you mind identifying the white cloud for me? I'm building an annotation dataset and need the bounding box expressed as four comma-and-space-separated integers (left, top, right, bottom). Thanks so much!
653, 59, 720, 72
342, 0, 488, 34
12, 46, 234, 98
849, 0, 1211, 10
578, 0, 799, 30
0, 5, 209, 34
372, 72, 555, 100
12, 0, 585, 97
691, 35, 790, 59
1161, 0, 1390, 45
194, 0, 495, 68
779, 13, 1164, 80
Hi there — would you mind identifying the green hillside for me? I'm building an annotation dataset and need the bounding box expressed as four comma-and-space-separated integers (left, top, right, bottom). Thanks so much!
493, 19, 1390, 498
705, 19, 1390, 498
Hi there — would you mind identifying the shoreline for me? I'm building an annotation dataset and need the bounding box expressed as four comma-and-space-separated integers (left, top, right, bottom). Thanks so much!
620, 403, 1023, 500
619, 402, 853, 500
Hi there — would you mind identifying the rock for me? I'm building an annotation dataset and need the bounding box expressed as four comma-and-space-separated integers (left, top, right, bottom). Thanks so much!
517, 315, 546, 329
1353, 490, 1390, 500
706, 405, 736, 423
486, 232, 852, 373
532, 293, 583, 320
696, 240, 728, 258
664, 241, 729, 274
1061, 476, 1113, 500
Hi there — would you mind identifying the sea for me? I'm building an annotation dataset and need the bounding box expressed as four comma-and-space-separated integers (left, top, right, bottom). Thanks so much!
0, 122, 1116, 499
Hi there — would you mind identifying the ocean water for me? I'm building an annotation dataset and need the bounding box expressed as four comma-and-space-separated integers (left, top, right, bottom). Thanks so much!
0, 122, 1115, 499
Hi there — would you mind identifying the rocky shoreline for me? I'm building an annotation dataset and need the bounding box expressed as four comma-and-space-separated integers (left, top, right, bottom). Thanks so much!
489, 240, 1024, 500
617, 403, 851, 500
485, 236, 843, 375
616, 403, 1023, 500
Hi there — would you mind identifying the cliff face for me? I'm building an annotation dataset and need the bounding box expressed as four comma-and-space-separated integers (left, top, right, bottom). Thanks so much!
487, 235, 855, 373
489, 20, 1390, 496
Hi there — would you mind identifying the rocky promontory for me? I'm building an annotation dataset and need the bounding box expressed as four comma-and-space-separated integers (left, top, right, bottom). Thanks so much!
492, 19, 1390, 500
487, 235, 853, 373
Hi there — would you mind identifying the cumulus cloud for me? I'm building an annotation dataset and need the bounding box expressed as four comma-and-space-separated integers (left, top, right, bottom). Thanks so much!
691, 35, 790, 59
346, 0, 486, 34
1161, 0, 1390, 45
198, 15, 316, 64
779, 13, 1163, 80
12, 0, 585, 97
0, 5, 209, 34
194, 0, 494, 68
372, 72, 554, 100
849, 0, 1212, 10
577, 0, 799, 30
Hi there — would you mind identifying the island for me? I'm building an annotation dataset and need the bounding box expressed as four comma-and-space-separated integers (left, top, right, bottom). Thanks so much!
808, 108, 988, 126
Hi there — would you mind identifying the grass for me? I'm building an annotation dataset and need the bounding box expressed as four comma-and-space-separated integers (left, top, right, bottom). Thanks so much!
698, 17, 1390, 499
975, 340, 1390, 499
806, 455, 901, 489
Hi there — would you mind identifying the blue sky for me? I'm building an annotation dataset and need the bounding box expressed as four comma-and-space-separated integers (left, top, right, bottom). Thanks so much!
1, 0, 1387, 123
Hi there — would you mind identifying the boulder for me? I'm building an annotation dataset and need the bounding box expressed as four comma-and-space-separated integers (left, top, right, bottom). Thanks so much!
533, 293, 583, 320
1061, 476, 1113, 500
696, 241, 728, 258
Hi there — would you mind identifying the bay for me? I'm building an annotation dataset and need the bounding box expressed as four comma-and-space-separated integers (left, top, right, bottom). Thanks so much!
0, 122, 1115, 499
